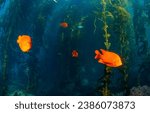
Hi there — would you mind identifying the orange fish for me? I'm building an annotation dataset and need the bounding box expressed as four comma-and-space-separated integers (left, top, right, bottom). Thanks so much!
60, 22, 68, 28
17, 35, 32, 52
95, 49, 122, 67
72, 50, 78, 58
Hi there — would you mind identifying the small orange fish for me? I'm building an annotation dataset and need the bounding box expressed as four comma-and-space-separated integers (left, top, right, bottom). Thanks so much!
95, 49, 122, 67
60, 22, 68, 28
72, 50, 78, 58
17, 35, 32, 52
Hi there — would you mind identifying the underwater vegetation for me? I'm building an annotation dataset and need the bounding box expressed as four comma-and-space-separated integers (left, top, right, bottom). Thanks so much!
0, 0, 150, 96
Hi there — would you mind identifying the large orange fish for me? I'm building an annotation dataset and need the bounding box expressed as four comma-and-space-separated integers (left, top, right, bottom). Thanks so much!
60, 22, 68, 28
17, 35, 32, 52
95, 49, 122, 67
72, 50, 78, 58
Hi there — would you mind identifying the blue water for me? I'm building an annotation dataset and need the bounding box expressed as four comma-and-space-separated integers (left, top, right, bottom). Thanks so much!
0, 0, 150, 96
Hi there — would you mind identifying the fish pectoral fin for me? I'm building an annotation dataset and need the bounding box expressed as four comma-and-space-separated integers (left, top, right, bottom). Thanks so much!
105, 62, 114, 67
99, 60, 113, 67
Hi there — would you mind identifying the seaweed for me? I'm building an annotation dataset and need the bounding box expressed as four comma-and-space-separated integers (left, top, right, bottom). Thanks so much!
95, 0, 113, 96
111, 0, 131, 95
95, 0, 132, 96
133, 0, 149, 86
1, 0, 20, 95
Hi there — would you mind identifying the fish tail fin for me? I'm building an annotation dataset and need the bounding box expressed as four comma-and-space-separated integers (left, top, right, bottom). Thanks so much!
98, 59, 104, 64
100, 49, 106, 54
95, 50, 102, 59
17, 35, 21, 43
